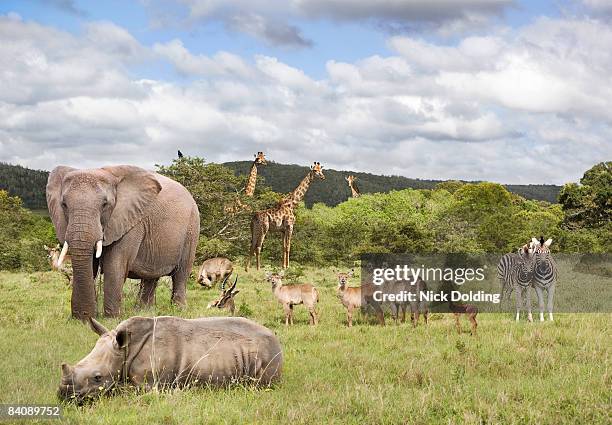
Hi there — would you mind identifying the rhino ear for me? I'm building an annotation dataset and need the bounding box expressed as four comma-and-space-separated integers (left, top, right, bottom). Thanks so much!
61, 363, 73, 378
46, 166, 76, 244
115, 330, 130, 349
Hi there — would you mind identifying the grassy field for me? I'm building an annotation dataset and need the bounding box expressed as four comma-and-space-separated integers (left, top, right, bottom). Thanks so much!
0, 268, 610, 424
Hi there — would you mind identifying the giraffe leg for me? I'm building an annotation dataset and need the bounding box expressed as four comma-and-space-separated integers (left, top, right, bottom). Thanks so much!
281, 230, 287, 269
284, 226, 293, 269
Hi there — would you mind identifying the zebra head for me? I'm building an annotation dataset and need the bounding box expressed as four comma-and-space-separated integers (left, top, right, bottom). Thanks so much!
531, 236, 553, 254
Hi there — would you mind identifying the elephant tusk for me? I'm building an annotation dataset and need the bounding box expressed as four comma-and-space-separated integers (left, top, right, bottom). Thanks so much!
57, 242, 69, 267
95, 240, 103, 259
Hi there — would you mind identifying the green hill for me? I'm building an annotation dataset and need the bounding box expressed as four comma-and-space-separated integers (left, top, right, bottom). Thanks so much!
0, 161, 561, 210
0, 162, 49, 210
223, 161, 561, 207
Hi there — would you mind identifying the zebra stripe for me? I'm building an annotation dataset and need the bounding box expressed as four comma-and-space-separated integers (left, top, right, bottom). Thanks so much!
497, 252, 520, 298
533, 251, 557, 289
497, 249, 534, 298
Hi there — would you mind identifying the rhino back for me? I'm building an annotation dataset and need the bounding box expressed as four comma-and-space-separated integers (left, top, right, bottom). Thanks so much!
118, 316, 282, 387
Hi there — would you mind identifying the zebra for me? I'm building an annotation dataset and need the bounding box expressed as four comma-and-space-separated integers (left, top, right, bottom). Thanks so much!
497, 241, 536, 321
531, 236, 557, 321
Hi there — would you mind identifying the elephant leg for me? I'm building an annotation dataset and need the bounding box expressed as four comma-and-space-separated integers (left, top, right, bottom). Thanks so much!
171, 268, 189, 307
102, 268, 126, 318
139, 278, 159, 306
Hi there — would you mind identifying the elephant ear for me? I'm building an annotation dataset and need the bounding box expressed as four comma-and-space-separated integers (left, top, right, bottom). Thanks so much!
46, 166, 76, 244
102, 165, 162, 245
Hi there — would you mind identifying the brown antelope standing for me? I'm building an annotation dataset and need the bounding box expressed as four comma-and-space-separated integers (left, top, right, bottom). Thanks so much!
247, 162, 325, 270
345, 175, 360, 198
266, 272, 319, 326
449, 300, 478, 335
44, 244, 72, 284
390, 276, 429, 327
207, 275, 240, 316
336, 270, 384, 327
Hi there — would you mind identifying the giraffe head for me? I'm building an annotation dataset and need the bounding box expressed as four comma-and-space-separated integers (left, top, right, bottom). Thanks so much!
254, 151, 267, 165
310, 162, 325, 180
336, 269, 354, 290
345, 175, 356, 185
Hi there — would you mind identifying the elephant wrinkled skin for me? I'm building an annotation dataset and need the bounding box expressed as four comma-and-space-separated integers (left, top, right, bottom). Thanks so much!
46, 165, 200, 319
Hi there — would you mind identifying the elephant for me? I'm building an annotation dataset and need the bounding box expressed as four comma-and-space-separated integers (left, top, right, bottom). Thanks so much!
46, 165, 200, 320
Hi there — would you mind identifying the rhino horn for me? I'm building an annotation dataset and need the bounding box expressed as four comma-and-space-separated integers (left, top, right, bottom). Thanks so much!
88, 317, 109, 336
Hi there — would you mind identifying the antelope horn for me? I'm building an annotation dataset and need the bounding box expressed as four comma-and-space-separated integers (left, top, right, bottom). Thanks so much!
57, 242, 69, 267
95, 240, 103, 259
228, 276, 238, 293
220, 273, 230, 292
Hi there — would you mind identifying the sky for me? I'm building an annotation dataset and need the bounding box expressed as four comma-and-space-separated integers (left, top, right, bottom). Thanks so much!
0, 0, 610, 184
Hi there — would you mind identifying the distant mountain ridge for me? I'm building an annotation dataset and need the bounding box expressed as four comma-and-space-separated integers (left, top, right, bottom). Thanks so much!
0, 162, 49, 210
0, 161, 561, 210
223, 161, 561, 207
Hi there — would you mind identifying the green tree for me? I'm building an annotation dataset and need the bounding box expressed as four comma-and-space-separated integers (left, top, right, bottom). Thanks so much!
0, 190, 55, 271
559, 161, 612, 229
156, 157, 279, 261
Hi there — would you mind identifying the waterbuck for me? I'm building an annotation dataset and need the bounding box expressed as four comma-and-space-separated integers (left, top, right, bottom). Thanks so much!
44, 244, 72, 285
265, 272, 319, 326
336, 269, 384, 327
207, 275, 240, 316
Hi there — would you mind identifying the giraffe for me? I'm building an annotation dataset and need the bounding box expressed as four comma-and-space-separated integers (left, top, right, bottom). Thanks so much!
245, 151, 267, 197
345, 175, 360, 198
246, 162, 325, 271
224, 151, 267, 214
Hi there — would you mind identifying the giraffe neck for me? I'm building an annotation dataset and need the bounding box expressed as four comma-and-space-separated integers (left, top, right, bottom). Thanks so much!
244, 160, 258, 197
349, 183, 360, 197
289, 171, 314, 203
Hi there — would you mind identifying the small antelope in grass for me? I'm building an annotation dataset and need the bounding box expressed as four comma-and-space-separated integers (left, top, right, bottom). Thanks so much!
207, 275, 240, 316
390, 277, 429, 327
266, 272, 319, 326
336, 269, 385, 327
44, 244, 72, 285
449, 300, 478, 335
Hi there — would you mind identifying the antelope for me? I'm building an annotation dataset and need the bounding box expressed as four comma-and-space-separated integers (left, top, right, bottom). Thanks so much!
207, 275, 240, 316
44, 244, 72, 285
390, 276, 429, 327
266, 272, 319, 326
449, 300, 478, 335
336, 269, 384, 327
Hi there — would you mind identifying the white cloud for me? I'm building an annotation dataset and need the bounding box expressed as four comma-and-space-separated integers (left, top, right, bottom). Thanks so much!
144, 0, 515, 46
0, 13, 610, 184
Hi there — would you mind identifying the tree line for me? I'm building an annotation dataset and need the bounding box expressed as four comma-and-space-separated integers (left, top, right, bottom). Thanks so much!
0, 160, 608, 271
0, 160, 561, 211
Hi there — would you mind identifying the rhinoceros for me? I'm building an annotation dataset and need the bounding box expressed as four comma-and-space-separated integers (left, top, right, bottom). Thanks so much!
58, 316, 283, 402
197, 257, 234, 288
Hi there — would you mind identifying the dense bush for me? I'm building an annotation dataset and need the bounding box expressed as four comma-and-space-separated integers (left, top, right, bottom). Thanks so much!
0, 190, 56, 271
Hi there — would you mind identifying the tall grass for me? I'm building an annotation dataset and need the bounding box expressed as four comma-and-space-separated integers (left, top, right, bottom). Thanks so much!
0, 269, 609, 424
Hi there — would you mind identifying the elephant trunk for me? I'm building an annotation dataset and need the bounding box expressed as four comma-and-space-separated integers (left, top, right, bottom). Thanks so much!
65, 211, 102, 321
